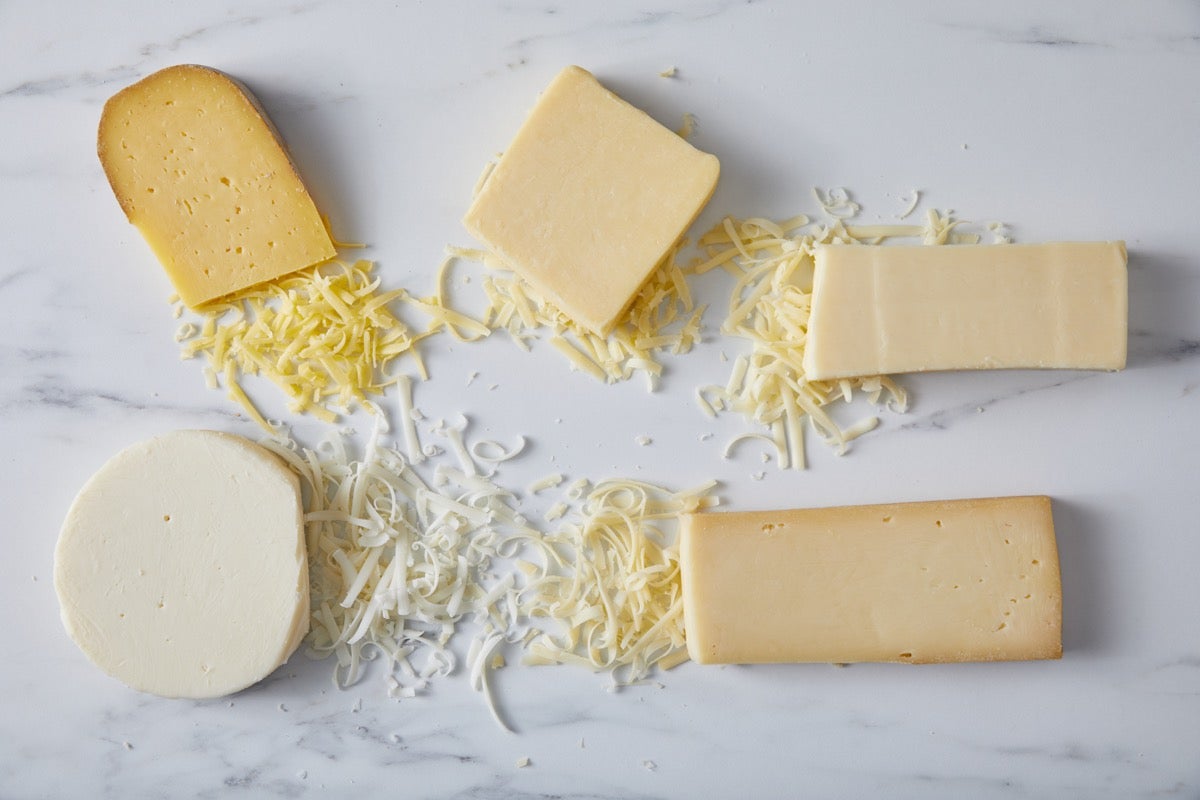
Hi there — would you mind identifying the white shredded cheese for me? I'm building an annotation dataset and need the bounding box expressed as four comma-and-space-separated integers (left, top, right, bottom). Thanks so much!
812, 186, 862, 219
527, 473, 565, 494
897, 189, 921, 220
260, 420, 531, 730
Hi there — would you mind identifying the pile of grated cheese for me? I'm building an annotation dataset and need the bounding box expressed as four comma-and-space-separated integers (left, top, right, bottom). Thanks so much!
518, 478, 718, 686
260, 404, 535, 727
695, 192, 1009, 469
440, 242, 705, 389
259, 381, 711, 726
175, 259, 429, 429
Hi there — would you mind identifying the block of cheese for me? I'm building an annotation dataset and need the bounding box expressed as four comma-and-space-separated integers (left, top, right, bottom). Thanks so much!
463, 65, 720, 336
98, 64, 336, 307
802, 242, 1127, 380
54, 430, 309, 698
680, 496, 1061, 664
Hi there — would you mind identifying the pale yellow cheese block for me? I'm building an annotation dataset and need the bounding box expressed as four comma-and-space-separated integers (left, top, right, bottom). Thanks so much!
98, 64, 336, 307
680, 497, 1062, 664
802, 242, 1127, 380
463, 65, 720, 336
54, 431, 309, 698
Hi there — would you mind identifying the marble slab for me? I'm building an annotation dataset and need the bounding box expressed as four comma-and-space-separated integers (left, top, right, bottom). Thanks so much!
2, 1, 1198, 797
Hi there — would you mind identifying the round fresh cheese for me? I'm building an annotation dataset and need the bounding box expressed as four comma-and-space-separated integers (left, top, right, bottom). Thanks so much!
54, 430, 309, 699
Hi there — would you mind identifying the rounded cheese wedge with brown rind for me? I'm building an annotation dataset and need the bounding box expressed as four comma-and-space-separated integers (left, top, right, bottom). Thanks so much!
54, 430, 309, 699
98, 64, 336, 307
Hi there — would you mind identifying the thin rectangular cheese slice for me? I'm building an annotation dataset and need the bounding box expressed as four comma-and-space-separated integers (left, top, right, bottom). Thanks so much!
680, 496, 1062, 664
98, 64, 336, 307
802, 243, 1127, 380
463, 65, 720, 336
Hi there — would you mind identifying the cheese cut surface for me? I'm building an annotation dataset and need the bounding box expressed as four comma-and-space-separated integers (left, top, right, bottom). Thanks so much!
680, 497, 1061, 664
98, 64, 336, 307
463, 65, 720, 336
54, 430, 309, 699
802, 242, 1127, 380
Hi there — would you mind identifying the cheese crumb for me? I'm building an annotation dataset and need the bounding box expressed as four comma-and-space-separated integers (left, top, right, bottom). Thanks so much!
516, 757, 531, 768
676, 113, 696, 140
897, 190, 921, 220
528, 473, 565, 494
260, 420, 532, 731
659, 67, 678, 78
635, 435, 652, 446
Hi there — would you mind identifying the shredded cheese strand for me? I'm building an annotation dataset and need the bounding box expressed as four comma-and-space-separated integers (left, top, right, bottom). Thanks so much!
442, 239, 703, 387
699, 204, 1003, 468
177, 260, 428, 428
516, 479, 718, 685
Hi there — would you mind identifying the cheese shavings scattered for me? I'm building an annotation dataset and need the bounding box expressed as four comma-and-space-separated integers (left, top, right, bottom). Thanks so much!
177, 260, 430, 428
441, 242, 705, 389
518, 479, 719, 685
694, 204, 999, 469
259, 419, 533, 730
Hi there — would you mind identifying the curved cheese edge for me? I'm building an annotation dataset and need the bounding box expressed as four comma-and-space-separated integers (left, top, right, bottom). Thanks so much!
98, 64, 336, 307
54, 430, 309, 699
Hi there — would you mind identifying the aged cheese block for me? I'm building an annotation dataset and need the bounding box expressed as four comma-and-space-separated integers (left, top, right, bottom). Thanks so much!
54, 430, 309, 698
464, 65, 720, 336
98, 64, 336, 307
802, 242, 1127, 380
680, 496, 1062, 664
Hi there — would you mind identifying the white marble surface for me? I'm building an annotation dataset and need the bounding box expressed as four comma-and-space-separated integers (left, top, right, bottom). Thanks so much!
3, 1, 1199, 797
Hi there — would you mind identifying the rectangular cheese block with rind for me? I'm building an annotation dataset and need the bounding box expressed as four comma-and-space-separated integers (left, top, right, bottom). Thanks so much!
802, 242, 1127, 380
463, 65, 720, 336
98, 64, 336, 307
680, 496, 1062, 665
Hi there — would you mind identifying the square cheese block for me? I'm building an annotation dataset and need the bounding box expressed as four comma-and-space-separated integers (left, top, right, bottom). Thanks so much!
98, 64, 337, 307
680, 496, 1062, 664
802, 242, 1127, 380
463, 66, 720, 336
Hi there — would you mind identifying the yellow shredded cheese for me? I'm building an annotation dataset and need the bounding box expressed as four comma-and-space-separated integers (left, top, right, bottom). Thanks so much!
696, 201, 1002, 468
441, 241, 705, 388
518, 478, 719, 684
176, 260, 429, 428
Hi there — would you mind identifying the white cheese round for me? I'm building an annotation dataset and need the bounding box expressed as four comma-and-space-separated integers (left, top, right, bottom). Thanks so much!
54, 430, 309, 699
